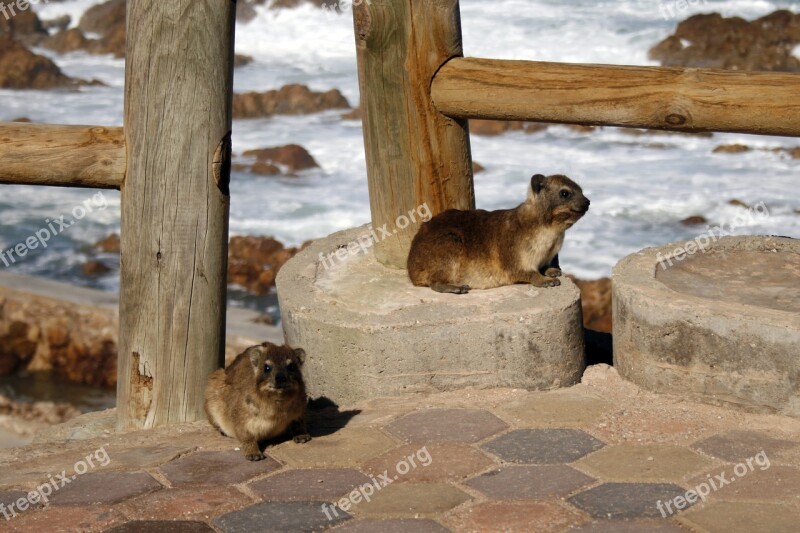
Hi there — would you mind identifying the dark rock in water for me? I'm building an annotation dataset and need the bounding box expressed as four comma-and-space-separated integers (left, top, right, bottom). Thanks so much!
234, 53, 254, 67
617, 127, 713, 138
11, 117, 31, 123
242, 144, 319, 172
681, 215, 708, 226
728, 199, 750, 209
78, 0, 125, 35
42, 14, 72, 33
472, 161, 485, 174
0, 36, 88, 89
93, 233, 121, 254
649, 10, 800, 72
82, 260, 111, 277
228, 236, 309, 295
41, 0, 125, 58
251, 161, 282, 176
340, 107, 362, 120
0, 0, 47, 45
713, 143, 751, 154
233, 84, 351, 119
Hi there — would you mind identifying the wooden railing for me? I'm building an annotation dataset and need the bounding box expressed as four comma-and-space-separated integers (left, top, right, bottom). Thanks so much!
0, 0, 796, 429
0, 0, 235, 430
353, 0, 800, 268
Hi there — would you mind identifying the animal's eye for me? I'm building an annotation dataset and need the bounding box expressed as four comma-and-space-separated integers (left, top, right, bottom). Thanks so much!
560, 190, 571, 199
264, 364, 272, 374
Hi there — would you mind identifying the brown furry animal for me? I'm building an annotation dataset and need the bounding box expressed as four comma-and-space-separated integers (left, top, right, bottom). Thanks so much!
204, 342, 310, 461
408, 174, 589, 294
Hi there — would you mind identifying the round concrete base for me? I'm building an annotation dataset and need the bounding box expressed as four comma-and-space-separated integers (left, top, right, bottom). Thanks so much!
613, 235, 800, 417
276, 226, 586, 406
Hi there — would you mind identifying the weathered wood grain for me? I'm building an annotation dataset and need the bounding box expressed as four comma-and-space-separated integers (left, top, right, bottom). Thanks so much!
432, 58, 800, 137
118, 0, 235, 429
353, 0, 474, 269
0, 122, 125, 189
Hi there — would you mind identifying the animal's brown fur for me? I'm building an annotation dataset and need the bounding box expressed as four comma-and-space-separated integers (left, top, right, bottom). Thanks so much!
407, 174, 590, 294
204, 342, 310, 461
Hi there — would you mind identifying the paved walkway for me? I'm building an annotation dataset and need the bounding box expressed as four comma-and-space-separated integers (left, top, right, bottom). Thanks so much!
1, 365, 798, 532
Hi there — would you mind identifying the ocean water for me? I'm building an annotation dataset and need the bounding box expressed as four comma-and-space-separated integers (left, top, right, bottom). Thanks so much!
1, 0, 798, 304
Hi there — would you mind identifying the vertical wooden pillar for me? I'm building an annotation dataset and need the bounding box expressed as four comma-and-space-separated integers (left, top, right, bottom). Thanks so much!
118, 0, 235, 429
353, 0, 474, 269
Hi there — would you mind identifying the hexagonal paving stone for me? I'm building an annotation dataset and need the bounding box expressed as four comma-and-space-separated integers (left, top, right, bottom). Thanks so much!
691, 431, 800, 463
159, 451, 281, 487
0, 490, 43, 514
385, 409, 508, 444
356, 483, 470, 517
569, 520, 688, 532
466, 465, 594, 500
249, 468, 372, 502
105, 444, 195, 471
567, 482, 688, 520
680, 501, 800, 533
574, 444, 714, 482
361, 444, 495, 484
4, 506, 124, 532
334, 519, 451, 532
48, 471, 162, 506
445, 500, 585, 533
121, 486, 252, 521
214, 501, 350, 532
104, 521, 215, 533
481, 429, 604, 464
498, 392, 617, 428
267, 428, 397, 468
687, 465, 800, 504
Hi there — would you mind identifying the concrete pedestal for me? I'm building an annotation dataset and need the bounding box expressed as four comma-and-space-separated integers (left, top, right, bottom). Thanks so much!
276, 226, 586, 405
613, 236, 800, 417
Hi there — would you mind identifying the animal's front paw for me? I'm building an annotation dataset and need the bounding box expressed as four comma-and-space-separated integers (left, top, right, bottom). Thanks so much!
245, 452, 265, 461
293, 433, 312, 444
544, 267, 562, 278
532, 278, 561, 288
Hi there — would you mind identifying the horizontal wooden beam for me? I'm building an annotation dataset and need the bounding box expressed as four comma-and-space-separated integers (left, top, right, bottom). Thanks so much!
432, 58, 800, 137
0, 122, 126, 189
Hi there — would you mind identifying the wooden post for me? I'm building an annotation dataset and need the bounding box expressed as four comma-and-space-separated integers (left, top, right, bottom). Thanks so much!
353, 0, 474, 269
117, 0, 235, 429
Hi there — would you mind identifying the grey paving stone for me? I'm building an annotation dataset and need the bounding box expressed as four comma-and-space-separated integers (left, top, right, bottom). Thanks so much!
568, 482, 689, 520
569, 519, 689, 532
159, 450, 281, 487
385, 408, 508, 444
48, 471, 162, 506
104, 521, 216, 533
467, 465, 594, 499
481, 429, 605, 464
214, 501, 350, 532
334, 518, 452, 532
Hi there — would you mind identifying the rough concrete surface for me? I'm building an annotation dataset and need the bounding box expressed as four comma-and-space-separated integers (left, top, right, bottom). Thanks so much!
276, 226, 586, 405
613, 235, 799, 417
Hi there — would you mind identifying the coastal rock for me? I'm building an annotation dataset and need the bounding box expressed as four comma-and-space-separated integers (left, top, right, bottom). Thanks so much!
617, 127, 713, 138
472, 162, 485, 174
93, 233, 121, 254
341, 107, 362, 120
242, 144, 319, 172
228, 236, 307, 295
649, 10, 800, 72
251, 161, 282, 176
681, 215, 708, 225
713, 143, 751, 154
82, 260, 111, 277
468, 119, 550, 136
78, 0, 125, 35
233, 83, 351, 119
0, 289, 118, 387
234, 53, 254, 67
41, 0, 126, 58
0, 394, 81, 439
568, 277, 612, 333
43, 28, 91, 55
0, 37, 82, 89
0, 0, 47, 45
41, 14, 71, 33
728, 199, 750, 208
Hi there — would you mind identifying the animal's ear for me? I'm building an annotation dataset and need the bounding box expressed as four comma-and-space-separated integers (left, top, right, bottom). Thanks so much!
293, 348, 306, 365
530, 174, 547, 194
244, 345, 264, 368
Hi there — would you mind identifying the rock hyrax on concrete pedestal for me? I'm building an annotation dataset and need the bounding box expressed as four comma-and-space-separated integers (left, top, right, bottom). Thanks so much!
408, 174, 589, 294
204, 342, 310, 461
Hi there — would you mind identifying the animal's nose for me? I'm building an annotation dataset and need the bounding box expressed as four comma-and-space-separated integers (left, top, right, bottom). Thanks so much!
275, 372, 288, 387
583, 198, 590, 211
